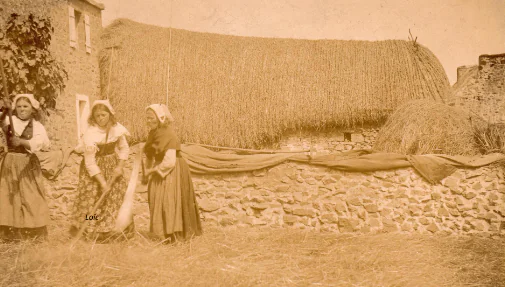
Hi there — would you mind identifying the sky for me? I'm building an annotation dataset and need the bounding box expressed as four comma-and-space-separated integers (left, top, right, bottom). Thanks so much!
98, 0, 505, 85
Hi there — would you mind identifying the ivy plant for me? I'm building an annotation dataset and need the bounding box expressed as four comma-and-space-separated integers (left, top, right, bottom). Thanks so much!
0, 13, 68, 112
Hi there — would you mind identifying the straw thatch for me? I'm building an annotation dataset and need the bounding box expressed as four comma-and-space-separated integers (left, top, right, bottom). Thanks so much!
373, 99, 480, 155
100, 19, 451, 148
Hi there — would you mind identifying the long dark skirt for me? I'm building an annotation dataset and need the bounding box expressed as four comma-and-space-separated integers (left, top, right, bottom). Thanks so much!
70, 153, 134, 242
0, 152, 50, 242
148, 157, 202, 242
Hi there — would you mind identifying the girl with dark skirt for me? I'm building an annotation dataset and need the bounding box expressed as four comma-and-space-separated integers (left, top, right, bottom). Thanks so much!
0, 94, 51, 242
144, 104, 202, 243
70, 99, 134, 242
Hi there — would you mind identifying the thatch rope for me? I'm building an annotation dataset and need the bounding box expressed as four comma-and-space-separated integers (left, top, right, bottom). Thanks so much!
99, 19, 451, 148
373, 99, 480, 155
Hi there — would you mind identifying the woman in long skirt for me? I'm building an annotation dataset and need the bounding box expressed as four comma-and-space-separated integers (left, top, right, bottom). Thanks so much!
0, 94, 51, 242
144, 104, 202, 243
70, 99, 134, 242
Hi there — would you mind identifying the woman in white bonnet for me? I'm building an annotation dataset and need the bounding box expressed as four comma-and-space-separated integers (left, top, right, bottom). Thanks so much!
0, 94, 51, 242
70, 99, 134, 242
144, 104, 202, 243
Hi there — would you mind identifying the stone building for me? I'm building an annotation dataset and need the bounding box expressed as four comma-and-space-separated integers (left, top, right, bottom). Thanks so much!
450, 53, 505, 123
0, 0, 104, 149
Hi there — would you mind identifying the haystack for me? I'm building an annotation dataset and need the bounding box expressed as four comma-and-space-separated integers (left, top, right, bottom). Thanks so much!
373, 99, 480, 155
100, 19, 451, 148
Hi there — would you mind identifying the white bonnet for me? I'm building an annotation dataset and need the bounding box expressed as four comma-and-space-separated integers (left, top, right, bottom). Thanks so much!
13, 94, 40, 110
91, 99, 115, 115
145, 104, 174, 124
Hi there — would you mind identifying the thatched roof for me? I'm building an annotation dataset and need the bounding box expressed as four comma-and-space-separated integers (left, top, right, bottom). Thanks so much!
373, 99, 480, 156
100, 19, 451, 148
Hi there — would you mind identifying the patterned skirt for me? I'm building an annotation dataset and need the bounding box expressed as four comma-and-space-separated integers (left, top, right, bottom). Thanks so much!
0, 152, 50, 242
148, 156, 202, 242
70, 153, 134, 242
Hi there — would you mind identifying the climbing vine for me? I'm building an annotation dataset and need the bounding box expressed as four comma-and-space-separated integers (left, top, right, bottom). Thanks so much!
0, 13, 68, 111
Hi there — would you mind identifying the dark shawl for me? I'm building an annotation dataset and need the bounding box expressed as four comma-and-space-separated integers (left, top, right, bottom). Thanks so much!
144, 126, 180, 162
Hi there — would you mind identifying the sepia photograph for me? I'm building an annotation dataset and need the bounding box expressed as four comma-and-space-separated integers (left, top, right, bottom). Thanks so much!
0, 0, 504, 286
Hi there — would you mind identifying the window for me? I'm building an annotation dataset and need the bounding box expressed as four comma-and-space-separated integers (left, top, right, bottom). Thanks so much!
76, 94, 90, 140
68, 6, 82, 48
85, 14, 91, 53
344, 132, 352, 142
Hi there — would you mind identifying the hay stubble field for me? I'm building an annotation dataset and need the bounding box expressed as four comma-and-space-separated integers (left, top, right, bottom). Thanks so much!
1, 225, 504, 287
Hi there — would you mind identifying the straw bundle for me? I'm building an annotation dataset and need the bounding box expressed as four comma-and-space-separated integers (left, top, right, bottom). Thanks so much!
100, 19, 451, 148
373, 99, 480, 155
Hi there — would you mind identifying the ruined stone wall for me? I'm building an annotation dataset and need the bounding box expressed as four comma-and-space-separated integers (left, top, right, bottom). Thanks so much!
450, 53, 505, 123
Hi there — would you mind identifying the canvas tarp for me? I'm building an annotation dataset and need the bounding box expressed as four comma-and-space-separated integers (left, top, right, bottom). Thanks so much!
180, 144, 505, 184
35, 148, 75, 180
32, 143, 505, 184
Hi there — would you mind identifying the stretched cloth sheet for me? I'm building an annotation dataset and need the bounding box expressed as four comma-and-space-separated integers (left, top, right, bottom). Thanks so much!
0, 148, 74, 180
35, 148, 75, 180
180, 144, 505, 184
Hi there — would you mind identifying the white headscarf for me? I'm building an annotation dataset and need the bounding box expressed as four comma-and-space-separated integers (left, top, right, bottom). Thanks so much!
13, 94, 40, 110
91, 99, 115, 115
145, 104, 174, 124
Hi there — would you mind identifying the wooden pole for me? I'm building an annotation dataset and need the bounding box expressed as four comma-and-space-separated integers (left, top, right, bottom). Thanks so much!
166, 0, 173, 106
70, 186, 113, 247
0, 55, 15, 135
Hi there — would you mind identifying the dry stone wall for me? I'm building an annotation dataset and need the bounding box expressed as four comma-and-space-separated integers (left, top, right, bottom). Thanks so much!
43, 129, 505, 238
188, 162, 505, 237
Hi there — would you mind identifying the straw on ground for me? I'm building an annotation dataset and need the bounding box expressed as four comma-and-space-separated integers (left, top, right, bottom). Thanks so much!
1, 225, 503, 287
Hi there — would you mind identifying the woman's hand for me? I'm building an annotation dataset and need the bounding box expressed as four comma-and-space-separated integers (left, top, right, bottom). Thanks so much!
11, 136, 30, 150
94, 174, 110, 192
145, 168, 157, 176
141, 168, 157, 184
11, 136, 21, 147
99, 181, 110, 193
141, 175, 149, 185
110, 166, 123, 182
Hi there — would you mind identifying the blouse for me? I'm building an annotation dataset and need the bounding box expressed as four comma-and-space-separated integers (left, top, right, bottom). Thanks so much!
76, 123, 130, 177
2, 116, 51, 153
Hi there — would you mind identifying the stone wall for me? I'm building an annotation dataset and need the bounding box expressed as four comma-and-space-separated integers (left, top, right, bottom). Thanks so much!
450, 53, 505, 124
274, 128, 377, 153
456, 65, 475, 82
187, 162, 504, 237
42, 129, 505, 237
0, 0, 103, 150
